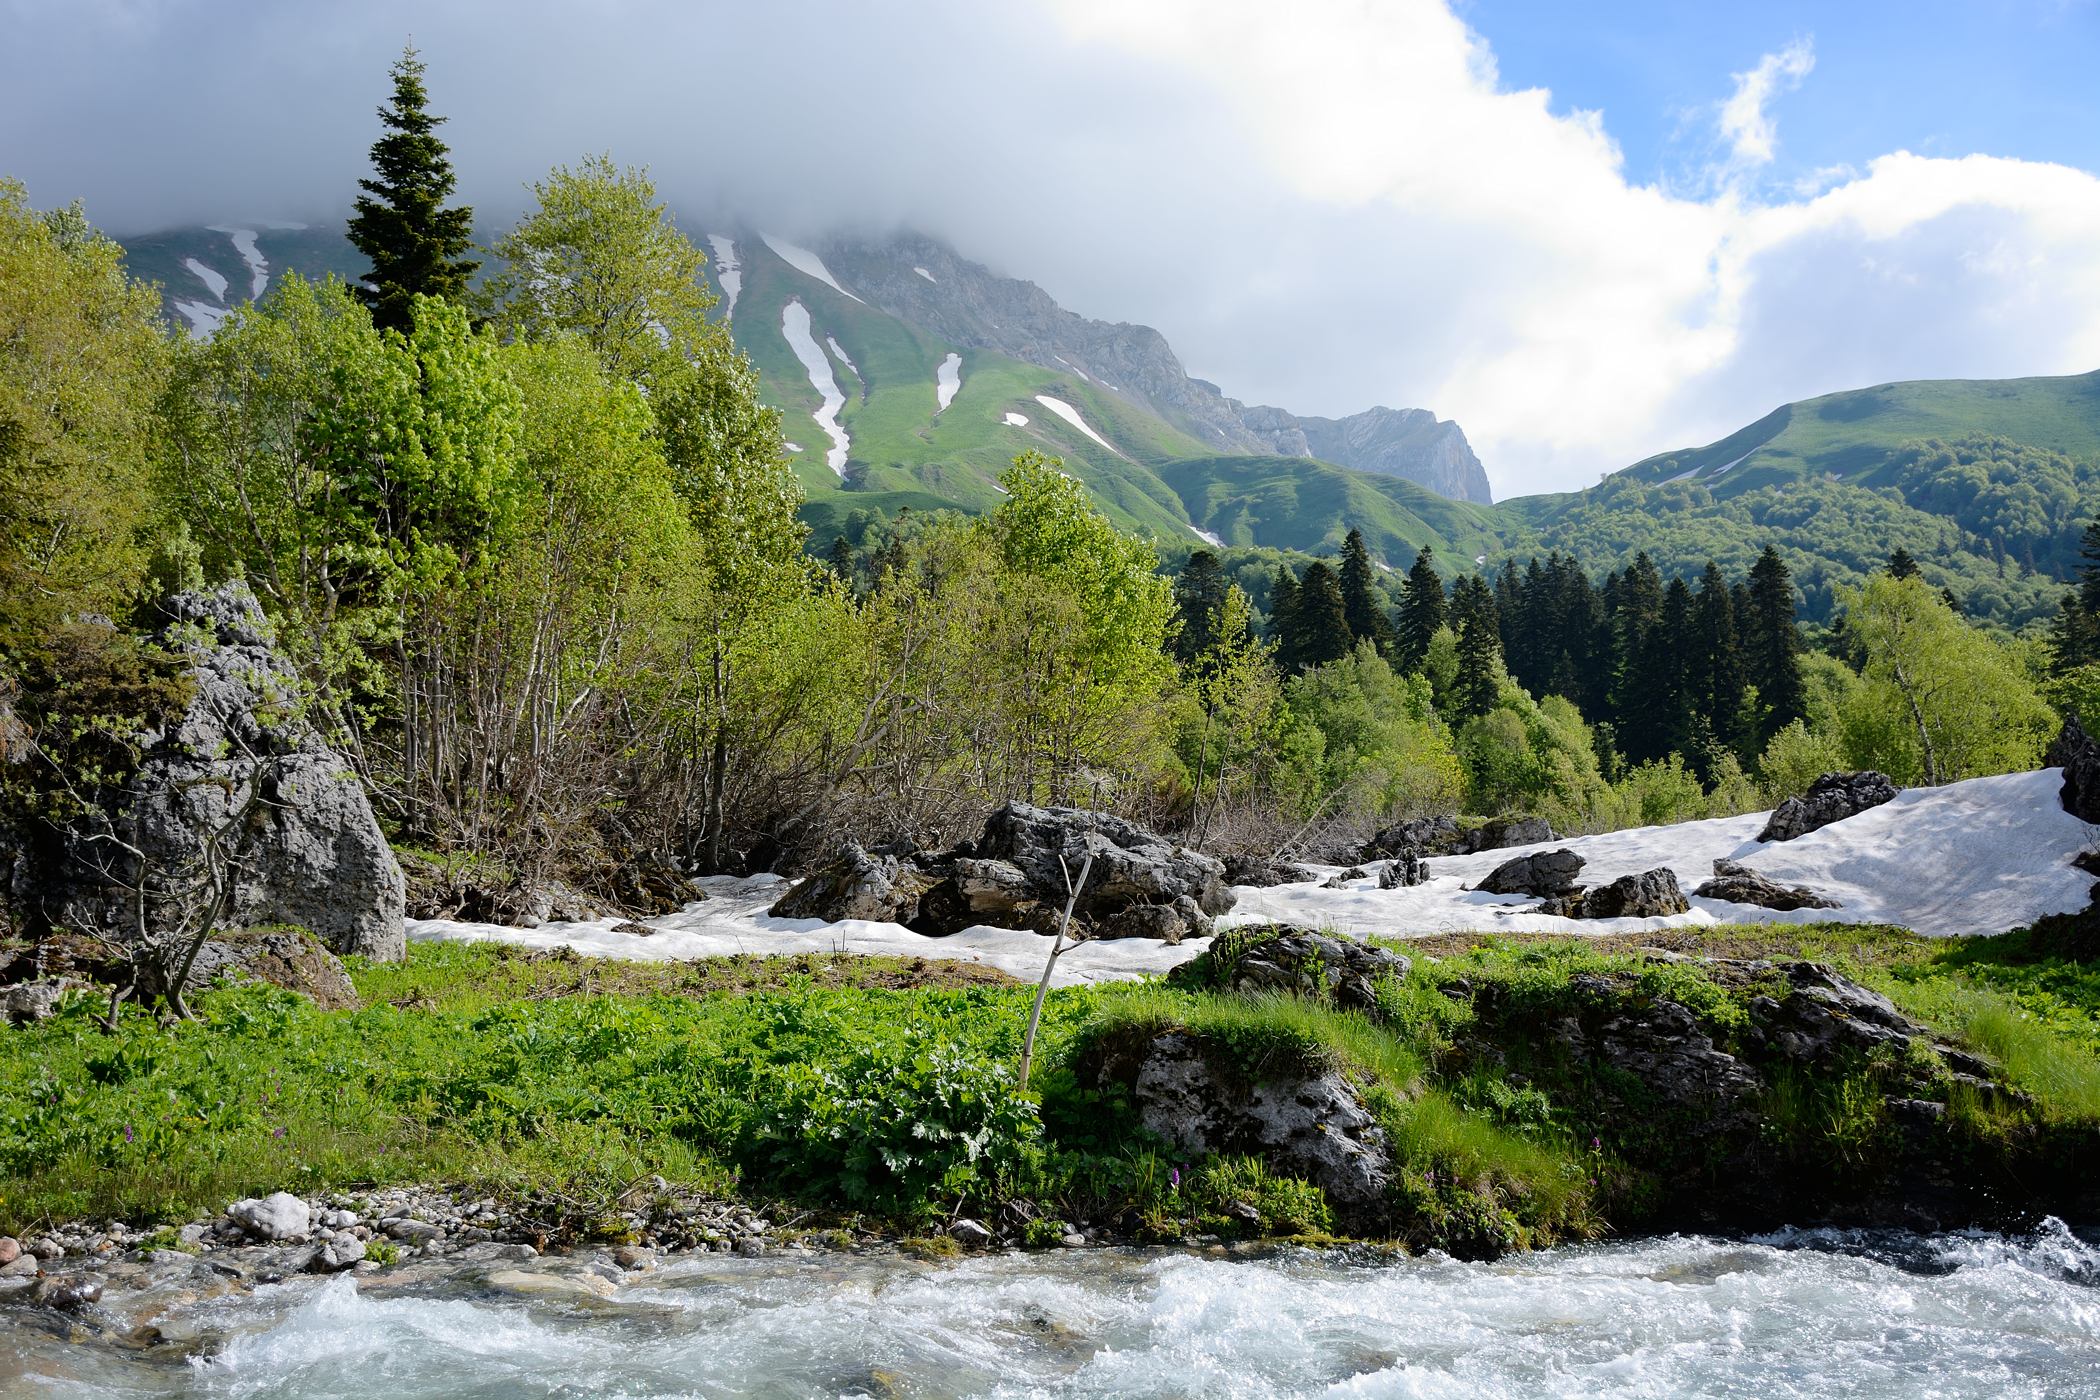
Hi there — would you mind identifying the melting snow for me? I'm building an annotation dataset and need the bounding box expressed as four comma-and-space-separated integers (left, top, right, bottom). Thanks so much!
1034, 395, 1121, 456
1664, 465, 1701, 483
1190, 526, 1224, 547
826, 336, 860, 378
936, 352, 962, 413
783, 441, 803, 453
173, 300, 230, 337
761, 233, 863, 303
1002, 412, 1030, 427
409, 770, 2094, 981
780, 300, 850, 475
208, 225, 268, 300
913, 266, 937, 283
183, 258, 228, 301
1051, 354, 1093, 383
706, 235, 741, 320
1709, 449, 1753, 478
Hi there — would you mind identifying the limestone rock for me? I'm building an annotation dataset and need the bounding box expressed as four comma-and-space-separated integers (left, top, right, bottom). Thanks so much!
227, 1193, 310, 1242
2, 979, 70, 1026
1171, 927, 1410, 1012
769, 844, 930, 924
1693, 859, 1840, 912
485, 1268, 615, 1301
1461, 816, 1554, 854
2047, 714, 2100, 825
1377, 853, 1426, 889
1223, 854, 1315, 888
1477, 848, 1584, 897
1360, 815, 1462, 861
180, 929, 359, 1009
1571, 868, 1688, 919
1758, 771, 1900, 844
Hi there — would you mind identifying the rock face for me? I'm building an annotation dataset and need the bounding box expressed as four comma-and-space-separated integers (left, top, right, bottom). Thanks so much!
1169, 927, 1411, 1012
1289, 407, 1495, 505
771, 805, 1234, 941
1758, 771, 1899, 844
1693, 858, 1840, 912
1361, 815, 1461, 861
2046, 714, 2100, 825
1477, 849, 1584, 897
1084, 1030, 1393, 1223
1461, 816, 1555, 854
11, 586, 405, 961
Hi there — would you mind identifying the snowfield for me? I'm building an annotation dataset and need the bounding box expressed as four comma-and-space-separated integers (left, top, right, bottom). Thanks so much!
705, 235, 741, 319
761, 233, 863, 303
183, 258, 228, 301
1035, 395, 1122, 456
779, 300, 850, 475
410, 769, 2094, 984
208, 226, 268, 300
936, 352, 962, 412
173, 300, 231, 337
1190, 525, 1225, 547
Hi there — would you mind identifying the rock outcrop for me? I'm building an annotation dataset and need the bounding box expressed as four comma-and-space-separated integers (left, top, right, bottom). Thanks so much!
1758, 771, 1899, 844
2047, 714, 2100, 825
1461, 816, 1554, 854
1377, 853, 1426, 889
1222, 854, 1315, 888
1168, 926, 1410, 1012
1571, 868, 1690, 919
1360, 815, 1461, 861
771, 805, 1234, 941
1477, 849, 1584, 897
1693, 858, 1840, 912
5, 586, 404, 961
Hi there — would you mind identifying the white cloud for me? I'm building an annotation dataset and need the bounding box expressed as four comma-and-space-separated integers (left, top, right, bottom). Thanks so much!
1718, 39, 1815, 169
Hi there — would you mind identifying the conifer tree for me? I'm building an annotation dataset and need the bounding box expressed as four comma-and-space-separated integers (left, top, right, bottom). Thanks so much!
1451, 575, 1504, 719
347, 46, 478, 333
1268, 563, 1301, 668
2051, 592, 2092, 676
2078, 516, 2100, 619
1172, 550, 1229, 665
1293, 562, 1354, 670
1692, 562, 1747, 761
1337, 527, 1396, 656
1397, 546, 1446, 670
1744, 546, 1806, 739
1887, 546, 1921, 580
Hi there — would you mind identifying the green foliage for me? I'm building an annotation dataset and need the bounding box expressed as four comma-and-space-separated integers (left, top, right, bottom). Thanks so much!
0, 179, 169, 624
346, 47, 478, 333
1276, 645, 1464, 825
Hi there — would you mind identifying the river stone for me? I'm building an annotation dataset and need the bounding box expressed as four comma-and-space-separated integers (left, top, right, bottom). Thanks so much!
227, 1193, 310, 1242
2047, 714, 2100, 824
948, 1219, 994, 1248
1693, 859, 1840, 912
382, 1217, 443, 1246
31, 1275, 102, 1309
312, 1230, 365, 1272
1758, 771, 1900, 844
485, 1268, 616, 1302
0, 1236, 18, 1265
1477, 848, 1584, 897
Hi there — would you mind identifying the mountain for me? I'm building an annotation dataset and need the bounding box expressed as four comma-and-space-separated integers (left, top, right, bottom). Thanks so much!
1499, 369, 2100, 626
119, 223, 361, 336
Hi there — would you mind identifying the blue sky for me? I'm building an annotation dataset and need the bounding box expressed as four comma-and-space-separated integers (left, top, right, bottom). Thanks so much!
1469, 0, 2100, 190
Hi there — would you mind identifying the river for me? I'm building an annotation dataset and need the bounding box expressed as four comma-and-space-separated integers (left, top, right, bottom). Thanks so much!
9, 1222, 2098, 1397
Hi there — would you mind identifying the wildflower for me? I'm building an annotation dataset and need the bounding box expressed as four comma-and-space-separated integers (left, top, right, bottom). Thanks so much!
272, 1127, 287, 1140
1169, 1168, 1181, 1190
1590, 1136, 1600, 1150
122, 1124, 134, 1143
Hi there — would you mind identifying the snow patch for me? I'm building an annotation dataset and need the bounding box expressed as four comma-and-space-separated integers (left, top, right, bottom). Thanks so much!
780, 300, 850, 475
1051, 354, 1093, 383
183, 258, 228, 301
1190, 526, 1224, 547
1002, 411, 1030, 427
1034, 395, 1122, 456
208, 225, 267, 300
407, 770, 2093, 981
761, 233, 863, 303
1664, 465, 1701, 483
1709, 449, 1753, 478
935, 352, 962, 413
705, 235, 741, 320
173, 300, 230, 337
782, 441, 803, 453
913, 266, 937, 283
826, 336, 859, 378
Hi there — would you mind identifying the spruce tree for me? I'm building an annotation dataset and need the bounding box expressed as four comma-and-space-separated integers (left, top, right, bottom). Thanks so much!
2051, 592, 2092, 676
2077, 516, 2100, 619
1397, 546, 1446, 670
1337, 527, 1396, 656
1451, 575, 1504, 719
348, 46, 478, 333
1294, 563, 1354, 670
1172, 550, 1229, 665
1887, 546, 1921, 580
1269, 563, 1301, 668
1692, 562, 1747, 762
1744, 546, 1806, 740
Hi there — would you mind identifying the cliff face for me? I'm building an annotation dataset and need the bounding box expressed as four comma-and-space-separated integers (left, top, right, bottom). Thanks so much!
820, 232, 1493, 503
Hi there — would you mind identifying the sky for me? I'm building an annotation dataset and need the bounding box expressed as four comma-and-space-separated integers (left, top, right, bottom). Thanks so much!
5, 0, 2100, 499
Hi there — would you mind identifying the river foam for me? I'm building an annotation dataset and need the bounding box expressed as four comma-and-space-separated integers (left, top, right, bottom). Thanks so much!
12, 1226, 2097, 1396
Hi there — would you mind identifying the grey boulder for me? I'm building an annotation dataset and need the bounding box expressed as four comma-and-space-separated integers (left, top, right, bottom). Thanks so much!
2047, 714, 2100, 824
1477, 848, 1584, 897
1693, 859, 1840, 912
1170, 927, 1410, 1012
1461, 816, 1555, 854
1758, 771, 1900, 844
228, 1192, 311, 1242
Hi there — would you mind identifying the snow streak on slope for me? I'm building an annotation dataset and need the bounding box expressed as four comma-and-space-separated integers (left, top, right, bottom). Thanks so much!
1052, 354, 1092, 383
780, 300, 850, 475
1035, 395, 1122, 456
208, 226, 267, 299
173, 301, 230, 336
936, 352, 962, 413
705, 235, 741, 320
761, 233, 863, 303
913, 266, 937, 283
1190, 526, 1224, 547
183, 258, 228, 300
410, 770, 2094, 982
826, 336, 859, 379
1002, 411, 1030, 427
